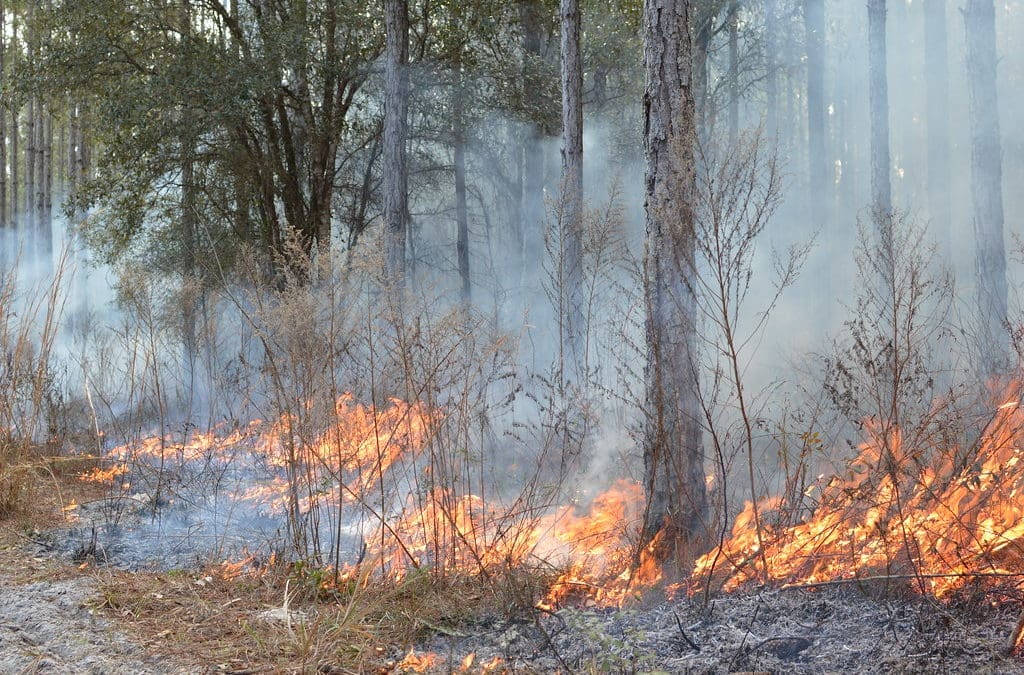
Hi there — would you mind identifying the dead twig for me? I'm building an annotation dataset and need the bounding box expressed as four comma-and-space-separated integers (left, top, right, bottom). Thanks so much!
1006, 608, 1024, 657
674, 612, 700, 652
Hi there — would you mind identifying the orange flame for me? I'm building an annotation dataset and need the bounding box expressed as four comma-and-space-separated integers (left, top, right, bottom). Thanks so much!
694, 400, 1024, 598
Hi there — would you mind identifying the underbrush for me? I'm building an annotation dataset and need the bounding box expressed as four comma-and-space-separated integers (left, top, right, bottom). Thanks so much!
92, 559, 560, 673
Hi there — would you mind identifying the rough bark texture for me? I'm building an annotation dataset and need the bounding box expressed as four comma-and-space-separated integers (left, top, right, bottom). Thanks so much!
924, 0, 951, 261
560, 0, 584, 368
804, 0, 827, 227
642, 0, 707, 552
383, 0, 409, 288
867, 0, 891, 219
963, 0, 1009, 375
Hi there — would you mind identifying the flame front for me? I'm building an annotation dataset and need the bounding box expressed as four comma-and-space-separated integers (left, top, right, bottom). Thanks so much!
86, 388, 1024, 608
88, 394, 654, 606
694, 400, 1024, 597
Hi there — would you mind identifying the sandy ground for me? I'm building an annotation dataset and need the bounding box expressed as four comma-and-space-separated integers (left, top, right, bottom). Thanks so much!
0, 573, 178, 674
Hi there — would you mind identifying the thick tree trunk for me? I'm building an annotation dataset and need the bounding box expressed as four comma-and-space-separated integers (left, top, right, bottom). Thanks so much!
520, 0, 545, 284
560, 0, 583, 370
641, 0, 707, 554
804, 0, 827, 227
383, 0, 409, 288
963, 0, 1009, 375
924, 0, 950, 261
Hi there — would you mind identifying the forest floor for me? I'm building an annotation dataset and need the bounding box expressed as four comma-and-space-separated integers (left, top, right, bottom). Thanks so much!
3, 469, 1024, 674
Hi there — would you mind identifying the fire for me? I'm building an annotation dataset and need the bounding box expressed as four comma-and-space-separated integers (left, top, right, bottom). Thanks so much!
89, 393, 657, 606
694, 399, 1024, 598
396, 649, 439, 672
89, 385, 1024, 612
80, 464, 128, 484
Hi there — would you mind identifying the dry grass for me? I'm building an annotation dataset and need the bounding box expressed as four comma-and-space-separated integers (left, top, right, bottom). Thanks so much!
89, 563, 547, 673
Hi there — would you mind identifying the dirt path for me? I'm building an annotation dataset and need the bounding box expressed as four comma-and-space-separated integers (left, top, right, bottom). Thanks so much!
0, 574, 179, 674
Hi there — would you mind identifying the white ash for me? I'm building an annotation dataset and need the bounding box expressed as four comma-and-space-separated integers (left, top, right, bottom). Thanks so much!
0, 575, 183, 674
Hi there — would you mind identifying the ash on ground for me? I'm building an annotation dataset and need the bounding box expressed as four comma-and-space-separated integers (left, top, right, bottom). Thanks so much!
0, 576, 181, 674
27, 491, 287, 571
401, 586, 1024, 673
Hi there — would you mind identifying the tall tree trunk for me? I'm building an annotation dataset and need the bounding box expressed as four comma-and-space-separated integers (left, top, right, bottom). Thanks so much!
25, 98, 35, 237
963, 0, 1008, 375
728, 0, 740, 146
804, 0, 827, 227
924, 0, 950, 262
0, 0, 6, 239
9, 11, 17, 234
520, 0, 544, 285
44, 111, 52, 241
764, 0, 778, 139
453, 73, 470, 302
641, 0, 707, 555
691, 8, 712, 139
383, 0, 409, 288
178, 0, 199, 390
36, 106, 49, 266
560, 0, 583, 371
10, 108, 18, 230
868, 0, 891, 220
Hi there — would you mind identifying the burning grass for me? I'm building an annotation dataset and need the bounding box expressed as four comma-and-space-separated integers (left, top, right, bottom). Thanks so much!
17, 367, 1024, 671
695, 394, 1024, 602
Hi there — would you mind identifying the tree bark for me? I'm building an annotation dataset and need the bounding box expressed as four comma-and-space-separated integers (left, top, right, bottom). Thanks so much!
383, 0, 409, 288
25, 98, 35, 236
0, 0, 6, 249
520, 0, 545, 284
181, 0, 198, 380
691, 8, 712, 138
453, 73, 470, 302
765, 0, 778, 139
9, 11, 17, 233
868, 0, 891, 219
560, 0, 583, 369
43, 111, 52, 244
963, 0, 1009, 375
924, 0, 951, 262
641, 0, 707, 554
728, 0, 739, 146
10, 108, 18, 230
804, 0, 827, 227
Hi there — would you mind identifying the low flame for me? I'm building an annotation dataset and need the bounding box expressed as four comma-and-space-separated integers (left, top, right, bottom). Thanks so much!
84, 387, 1024, 611
694, 399, 1024, 598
